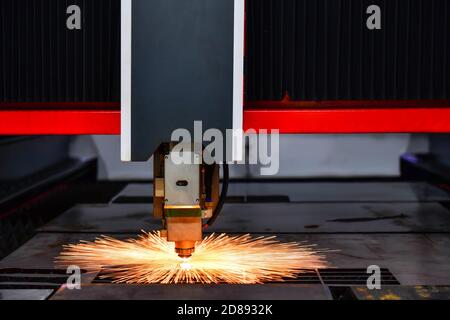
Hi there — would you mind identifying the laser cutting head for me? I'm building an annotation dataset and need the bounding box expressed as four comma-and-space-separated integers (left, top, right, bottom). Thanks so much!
153, 143, 220, 258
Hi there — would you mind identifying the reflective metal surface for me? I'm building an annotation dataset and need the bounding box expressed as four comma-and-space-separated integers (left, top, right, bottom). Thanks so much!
2, 181, 450, 300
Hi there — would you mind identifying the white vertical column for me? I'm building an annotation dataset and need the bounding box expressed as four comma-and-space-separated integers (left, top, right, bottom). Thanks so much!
232, 0, 245, 162
121, 0, 132, 161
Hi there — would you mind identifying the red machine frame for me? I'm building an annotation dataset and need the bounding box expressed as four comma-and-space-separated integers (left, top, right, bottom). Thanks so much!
2, 0, 450, 136
1, 100, 450, 135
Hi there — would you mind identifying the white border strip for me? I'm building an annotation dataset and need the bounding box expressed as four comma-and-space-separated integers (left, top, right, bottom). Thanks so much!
121, 0, 132, 162
232, 0, 245, 162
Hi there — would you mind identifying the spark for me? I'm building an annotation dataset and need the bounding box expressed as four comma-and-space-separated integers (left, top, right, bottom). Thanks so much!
56, 232, 330, 284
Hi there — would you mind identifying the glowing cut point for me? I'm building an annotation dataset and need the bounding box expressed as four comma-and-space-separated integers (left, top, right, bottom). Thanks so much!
180, 260, 192, 271
56, 232, 330, 284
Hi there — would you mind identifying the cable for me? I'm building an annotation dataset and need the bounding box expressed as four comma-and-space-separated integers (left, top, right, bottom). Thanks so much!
204, 163, 229, 228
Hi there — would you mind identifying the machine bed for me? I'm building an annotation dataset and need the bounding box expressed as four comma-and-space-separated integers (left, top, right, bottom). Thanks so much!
1, 180, 450, 300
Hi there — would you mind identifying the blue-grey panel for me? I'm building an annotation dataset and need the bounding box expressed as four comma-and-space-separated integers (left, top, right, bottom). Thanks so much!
130, 0, 235, 160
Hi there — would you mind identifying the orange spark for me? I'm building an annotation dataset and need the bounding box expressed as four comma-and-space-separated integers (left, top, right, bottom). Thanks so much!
56, 232, 330, 284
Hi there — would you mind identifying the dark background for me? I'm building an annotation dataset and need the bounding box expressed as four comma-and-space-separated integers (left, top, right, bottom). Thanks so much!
1, 0, 449, 108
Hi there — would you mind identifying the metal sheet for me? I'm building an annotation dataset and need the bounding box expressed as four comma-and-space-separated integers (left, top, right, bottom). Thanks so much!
293, 234, 450, 286
0, 233, 129, 286
227, 182, 450, 203
114, 182, 450, 202
0, 233, 127, 277
4, 179, 450, 299
3, 233, 450, 287
51, 283, 332, 300
37, 201, 450, 234
211, 202, 450, 234
0, 289, 54, 300
114, 183, 152, 198
37, 204, 159, 233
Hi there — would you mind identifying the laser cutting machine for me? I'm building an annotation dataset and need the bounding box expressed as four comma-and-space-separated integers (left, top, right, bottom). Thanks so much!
118, 0, 450, 259
119, 0, 244, 257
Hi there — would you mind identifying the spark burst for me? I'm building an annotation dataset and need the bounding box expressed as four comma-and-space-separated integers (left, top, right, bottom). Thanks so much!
56, 232, 330, 284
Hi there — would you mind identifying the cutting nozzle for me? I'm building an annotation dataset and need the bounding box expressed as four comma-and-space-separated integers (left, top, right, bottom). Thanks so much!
175, 241, 196, 258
